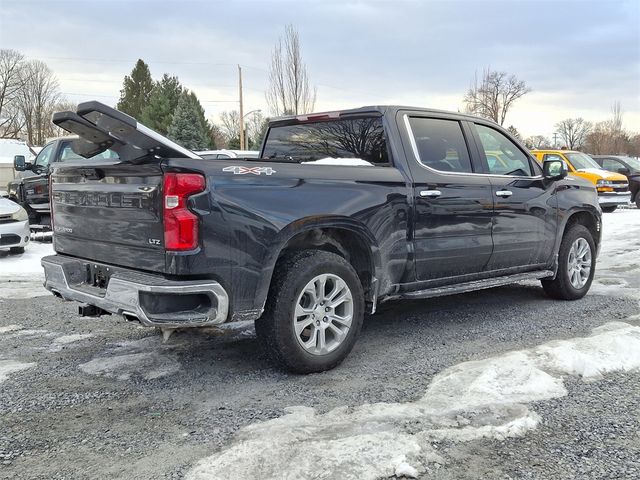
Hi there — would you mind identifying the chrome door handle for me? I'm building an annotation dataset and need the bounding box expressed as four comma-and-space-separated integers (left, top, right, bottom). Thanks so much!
420, 189, 442, 198
495, 190, 513, 197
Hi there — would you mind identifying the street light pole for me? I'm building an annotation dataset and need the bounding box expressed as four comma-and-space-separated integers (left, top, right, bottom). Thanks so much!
241, 109, 262, 150
238, 65, 244, 151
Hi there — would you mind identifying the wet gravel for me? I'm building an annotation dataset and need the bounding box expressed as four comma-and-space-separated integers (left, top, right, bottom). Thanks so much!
0, 285, 639, 479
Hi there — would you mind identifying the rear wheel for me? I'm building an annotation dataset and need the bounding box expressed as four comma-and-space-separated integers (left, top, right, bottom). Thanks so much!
256, 250, 364, 373
9, 247, 25, 254
601, 206, 617, 213
542, 224, 595, 300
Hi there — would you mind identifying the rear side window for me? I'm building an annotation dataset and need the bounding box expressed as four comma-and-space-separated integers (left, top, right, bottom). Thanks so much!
475, 124, 533, 176
262, 117, 389, 166
407, 117, 473, 173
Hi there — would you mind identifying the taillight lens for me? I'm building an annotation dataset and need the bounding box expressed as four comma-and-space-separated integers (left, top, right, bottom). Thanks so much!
163, 173, 206, 251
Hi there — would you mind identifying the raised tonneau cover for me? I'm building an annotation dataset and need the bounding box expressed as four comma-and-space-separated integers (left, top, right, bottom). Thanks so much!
52, 101, 201, 162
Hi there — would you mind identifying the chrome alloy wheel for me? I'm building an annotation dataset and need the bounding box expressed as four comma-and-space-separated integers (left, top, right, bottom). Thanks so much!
293, 273, 353, 355
567, 237, 592, 289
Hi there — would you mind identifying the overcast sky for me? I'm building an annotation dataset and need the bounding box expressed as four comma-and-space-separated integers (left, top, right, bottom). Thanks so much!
1, 0, 639, 138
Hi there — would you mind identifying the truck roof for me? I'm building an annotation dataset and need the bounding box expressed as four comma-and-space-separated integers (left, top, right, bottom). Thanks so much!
270, 105, 496, 126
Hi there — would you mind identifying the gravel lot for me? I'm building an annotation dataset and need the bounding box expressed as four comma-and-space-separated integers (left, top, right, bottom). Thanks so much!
1, 209, 639, 479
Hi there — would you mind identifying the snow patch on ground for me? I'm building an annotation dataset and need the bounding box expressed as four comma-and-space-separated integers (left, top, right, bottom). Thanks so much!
187, 322, 640, 480
0, 242, 54, 299
49, 334, 94, 352
591, 209, 640, 300
0, 324, 23, 334
0, 359, 36, 383
78, 336, 180, 381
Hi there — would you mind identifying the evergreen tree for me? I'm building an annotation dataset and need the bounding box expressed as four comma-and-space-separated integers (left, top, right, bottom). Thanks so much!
116, 59, 154, 119
167, 91, 211, 150
140, 74, 182, 134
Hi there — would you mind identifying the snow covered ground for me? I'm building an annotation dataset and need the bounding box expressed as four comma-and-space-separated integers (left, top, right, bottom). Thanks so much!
187, 208, 640, 480
0, 242, 54, 299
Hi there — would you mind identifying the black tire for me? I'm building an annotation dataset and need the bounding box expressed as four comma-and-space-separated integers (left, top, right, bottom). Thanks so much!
9, 246, 25, 254
541, 224, 596, 300
255, 250, 364, 373
601, 206, 617, 213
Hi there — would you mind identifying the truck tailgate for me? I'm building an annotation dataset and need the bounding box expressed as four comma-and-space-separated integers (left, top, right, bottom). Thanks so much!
51, 161, 166, 272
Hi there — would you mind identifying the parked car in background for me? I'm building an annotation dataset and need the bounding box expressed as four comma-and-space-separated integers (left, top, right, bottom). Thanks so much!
0, 197, 30, 254
196, 149, 260, 159
7, 137, 119, 230
531, 149, 631, 212
41, 101, 602, 373
592, 155, 640, 208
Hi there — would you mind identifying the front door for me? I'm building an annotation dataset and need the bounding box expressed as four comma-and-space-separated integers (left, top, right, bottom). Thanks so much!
401, 114, 494, 282
471, 123, 557, 269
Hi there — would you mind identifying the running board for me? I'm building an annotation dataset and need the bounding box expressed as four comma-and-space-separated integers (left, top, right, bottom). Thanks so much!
387, 270, 554, 301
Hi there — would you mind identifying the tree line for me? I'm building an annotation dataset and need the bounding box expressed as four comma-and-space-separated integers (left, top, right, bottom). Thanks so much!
1, 25, 638, 156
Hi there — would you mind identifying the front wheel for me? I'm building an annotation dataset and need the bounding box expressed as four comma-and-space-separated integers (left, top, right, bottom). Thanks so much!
256, 250, 364, 373
601, 206, 617, 213
541, 224, 595, 300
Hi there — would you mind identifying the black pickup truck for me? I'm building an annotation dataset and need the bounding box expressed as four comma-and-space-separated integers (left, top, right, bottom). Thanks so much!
8, 137, 118, 230
42, 102, 601, 373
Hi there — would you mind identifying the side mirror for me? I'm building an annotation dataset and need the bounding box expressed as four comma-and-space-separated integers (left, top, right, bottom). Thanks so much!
543, 159, 568, 180
617, 167, 630, 176
14, 155, 30, 171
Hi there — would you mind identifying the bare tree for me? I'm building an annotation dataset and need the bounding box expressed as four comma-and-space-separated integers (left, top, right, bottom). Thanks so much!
219, 110, 240, 140
0, 49, 26, 138
463, 68, 531, 125
16, 60, 61, 145
266, 24, 316, 116
555, 118, 592, 149
525, 135, 551, 149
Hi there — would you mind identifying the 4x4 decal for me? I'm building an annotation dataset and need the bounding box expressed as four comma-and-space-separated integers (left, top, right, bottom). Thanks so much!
223, 166, 276, 176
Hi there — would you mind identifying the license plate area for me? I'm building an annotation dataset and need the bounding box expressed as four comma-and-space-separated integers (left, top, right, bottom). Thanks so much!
85, 263, 112, 289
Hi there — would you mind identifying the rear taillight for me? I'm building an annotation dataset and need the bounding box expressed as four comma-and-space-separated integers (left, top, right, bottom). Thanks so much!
162, 173, 206, 251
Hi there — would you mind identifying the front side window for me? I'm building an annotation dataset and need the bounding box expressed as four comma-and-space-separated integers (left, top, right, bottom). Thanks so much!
602, 158, 624, 172
34, 143, 55, 169
262, 117, 389, 166
564, 152, 601, 171
475, 124, 532, 176
407, 117, 473, 173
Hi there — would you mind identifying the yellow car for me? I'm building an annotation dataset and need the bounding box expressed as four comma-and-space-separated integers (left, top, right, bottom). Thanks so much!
531, 150, 631, 212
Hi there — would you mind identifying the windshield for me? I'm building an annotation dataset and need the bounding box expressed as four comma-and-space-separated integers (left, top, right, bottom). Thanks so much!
262, 117, 389, 165
565, 152, 601, 170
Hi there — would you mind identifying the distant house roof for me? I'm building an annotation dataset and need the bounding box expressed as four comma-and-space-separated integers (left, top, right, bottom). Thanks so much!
0, 138, 34, 164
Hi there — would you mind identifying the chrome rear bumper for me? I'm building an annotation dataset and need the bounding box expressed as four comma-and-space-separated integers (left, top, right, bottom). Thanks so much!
42, 255, 229, 328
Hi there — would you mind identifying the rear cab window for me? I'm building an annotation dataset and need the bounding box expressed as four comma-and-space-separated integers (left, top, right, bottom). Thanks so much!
406, 117, 474, 173
262, 117, 390, 166
60, 141, 119, 163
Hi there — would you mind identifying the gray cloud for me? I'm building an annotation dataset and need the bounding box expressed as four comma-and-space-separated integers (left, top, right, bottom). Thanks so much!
1, 0, 638, 135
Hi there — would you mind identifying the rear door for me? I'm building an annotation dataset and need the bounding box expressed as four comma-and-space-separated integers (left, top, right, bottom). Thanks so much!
470, 123, 557, 269
400, 113, 494, 282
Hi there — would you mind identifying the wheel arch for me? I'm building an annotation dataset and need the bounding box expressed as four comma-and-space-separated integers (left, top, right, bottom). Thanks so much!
255, 216, 383, 316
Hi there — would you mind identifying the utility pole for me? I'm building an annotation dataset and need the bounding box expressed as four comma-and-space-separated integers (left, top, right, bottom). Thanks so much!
238, 65, 244, 151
